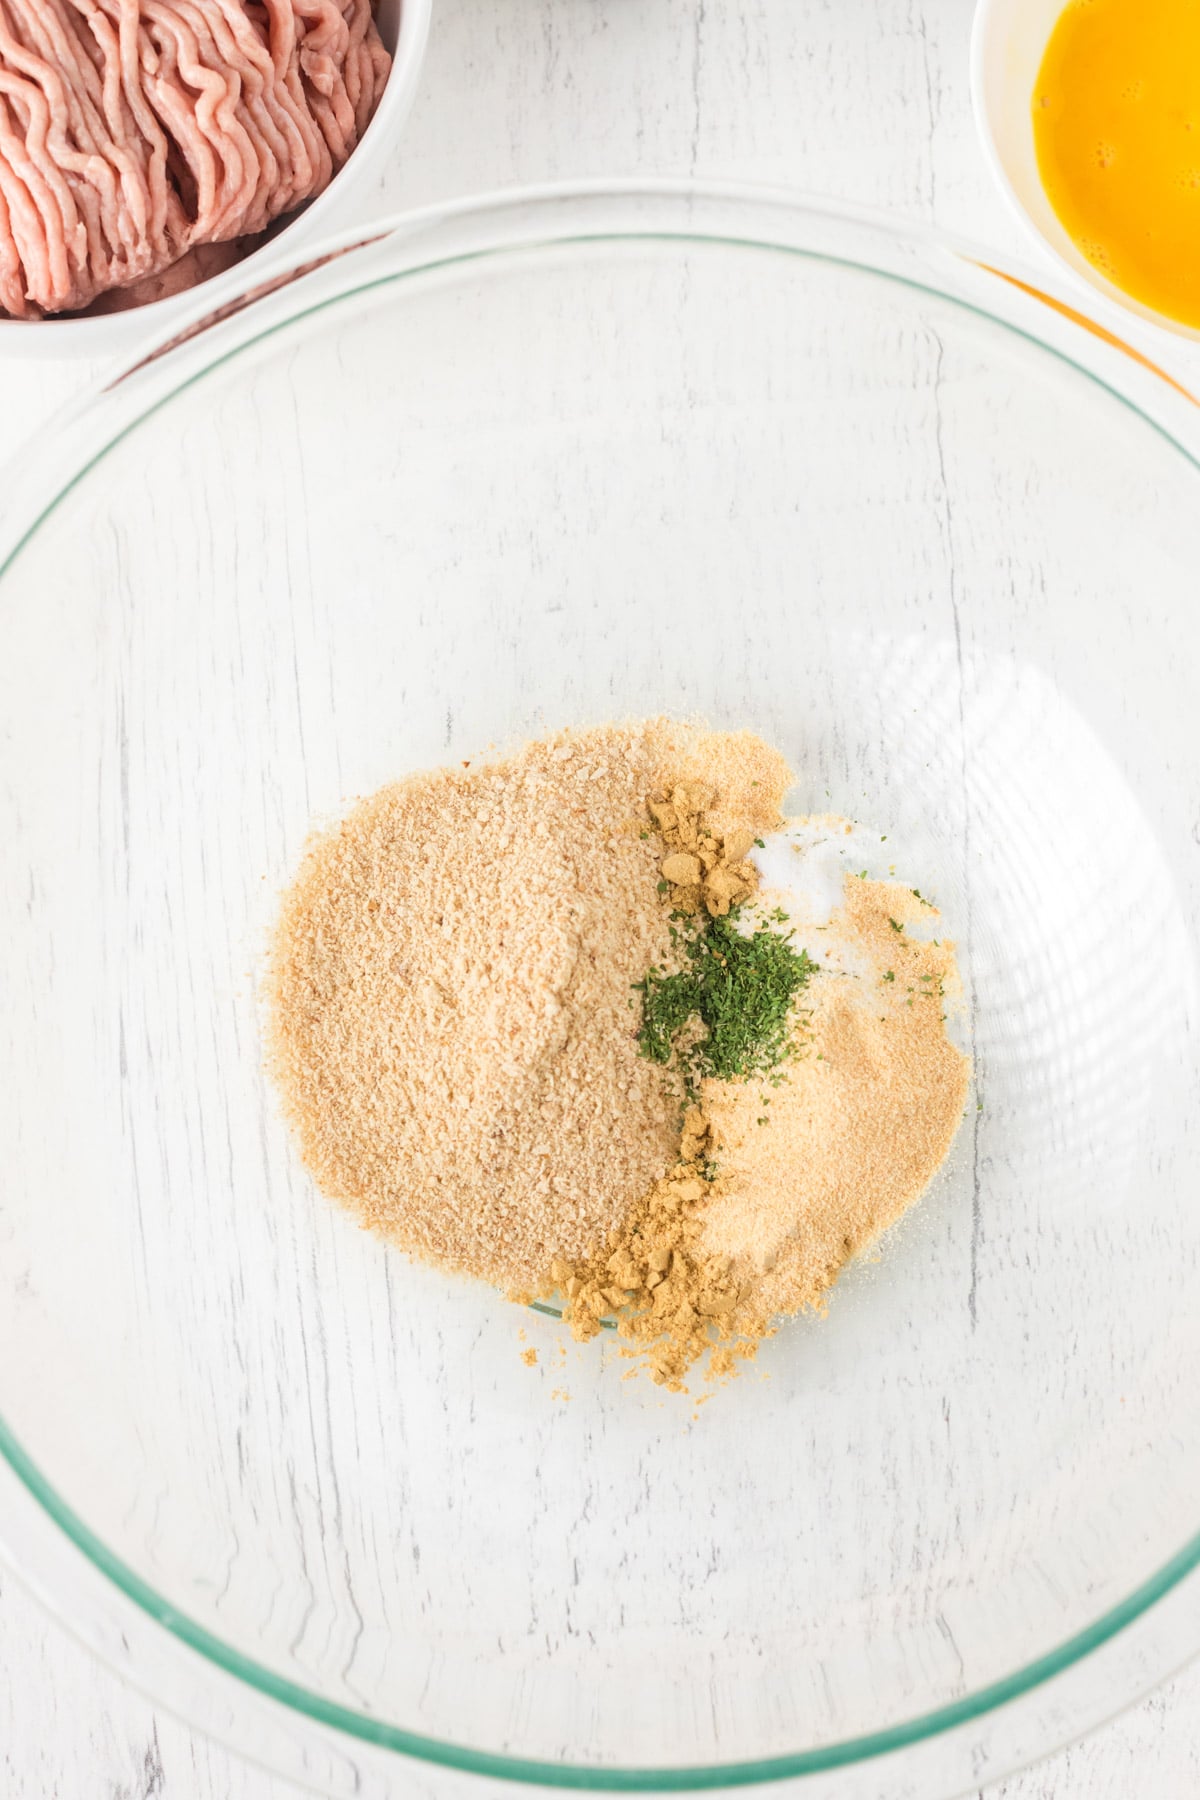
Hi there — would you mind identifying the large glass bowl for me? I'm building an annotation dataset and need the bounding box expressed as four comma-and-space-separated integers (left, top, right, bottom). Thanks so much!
1, 185, 1198, 1799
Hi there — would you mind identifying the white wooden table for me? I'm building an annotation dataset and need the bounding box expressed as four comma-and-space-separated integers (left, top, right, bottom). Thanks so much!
2, 1, 1199, 1793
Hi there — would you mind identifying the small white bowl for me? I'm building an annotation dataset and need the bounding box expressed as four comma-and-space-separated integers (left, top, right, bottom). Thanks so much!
0, 0, 431, 359
971, 0, 1200, 341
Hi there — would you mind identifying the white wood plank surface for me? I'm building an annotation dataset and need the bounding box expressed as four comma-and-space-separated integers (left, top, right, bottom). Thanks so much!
1, 0, 1198, 1795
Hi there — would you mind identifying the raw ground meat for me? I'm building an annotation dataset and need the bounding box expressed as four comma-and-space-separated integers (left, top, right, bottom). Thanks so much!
0, 0, 390, 317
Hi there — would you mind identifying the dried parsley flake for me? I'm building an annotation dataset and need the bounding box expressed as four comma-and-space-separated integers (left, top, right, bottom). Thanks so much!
634, 907, 818, 1094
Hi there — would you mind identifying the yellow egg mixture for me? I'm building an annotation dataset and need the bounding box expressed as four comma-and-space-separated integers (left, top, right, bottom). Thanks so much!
1033, 0, 1200, 327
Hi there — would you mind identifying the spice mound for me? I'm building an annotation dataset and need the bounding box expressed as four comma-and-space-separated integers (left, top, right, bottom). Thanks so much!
266, 720, 970, 1390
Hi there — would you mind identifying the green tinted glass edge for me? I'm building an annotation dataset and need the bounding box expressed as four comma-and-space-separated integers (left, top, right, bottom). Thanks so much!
2, 219, 1199, 1789
4, 1407, 1198, 1788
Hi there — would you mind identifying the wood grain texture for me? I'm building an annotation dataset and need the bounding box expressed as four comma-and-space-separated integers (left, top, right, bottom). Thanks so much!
3, 1558, 1200, 1798
1, 0, 1199, 1795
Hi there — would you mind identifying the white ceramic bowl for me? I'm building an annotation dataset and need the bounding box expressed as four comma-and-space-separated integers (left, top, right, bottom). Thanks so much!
971, 0, 1200, 341
0, 0, 431, 359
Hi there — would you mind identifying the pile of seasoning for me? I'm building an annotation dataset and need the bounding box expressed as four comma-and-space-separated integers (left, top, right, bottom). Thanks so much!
266, 719, 970, 1392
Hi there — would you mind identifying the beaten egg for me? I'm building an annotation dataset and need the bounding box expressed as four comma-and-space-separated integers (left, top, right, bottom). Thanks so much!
1033, 0, 1200, 327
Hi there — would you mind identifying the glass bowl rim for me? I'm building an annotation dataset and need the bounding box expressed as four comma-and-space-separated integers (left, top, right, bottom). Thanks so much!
1, 178, 1199, 1789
